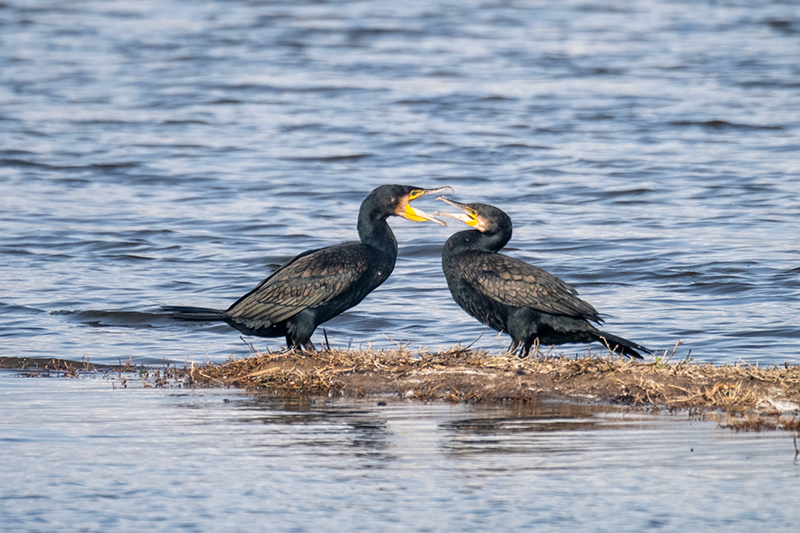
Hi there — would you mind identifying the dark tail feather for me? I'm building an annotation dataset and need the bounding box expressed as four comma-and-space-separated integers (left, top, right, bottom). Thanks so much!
161, 305, 225, 322
595, 331, 651, 360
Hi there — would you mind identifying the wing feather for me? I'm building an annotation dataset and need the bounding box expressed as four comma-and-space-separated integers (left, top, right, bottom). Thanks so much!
458, 253, 602, 322
226, 244, 372, 327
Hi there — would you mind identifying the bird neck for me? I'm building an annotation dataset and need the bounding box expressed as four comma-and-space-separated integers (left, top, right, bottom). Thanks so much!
357, 208, 398, 259
446, 227, 511, 254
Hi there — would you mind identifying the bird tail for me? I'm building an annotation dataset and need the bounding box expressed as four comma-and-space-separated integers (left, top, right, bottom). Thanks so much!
161, 305, 225, 322
595, 331, 651, 360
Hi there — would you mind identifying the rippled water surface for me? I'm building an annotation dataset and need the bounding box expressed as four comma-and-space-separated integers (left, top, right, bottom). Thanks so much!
2, 1, 800, 529
1, 373, 799, 532
2, 0, 799, 365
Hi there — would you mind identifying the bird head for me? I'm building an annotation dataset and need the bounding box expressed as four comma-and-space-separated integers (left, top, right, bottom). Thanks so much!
366, 185, 453, 226
433, 197, 511, 234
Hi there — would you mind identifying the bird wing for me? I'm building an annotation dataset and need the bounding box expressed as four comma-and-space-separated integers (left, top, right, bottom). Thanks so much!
226, 244, 372, 326
460, 253, 602, 322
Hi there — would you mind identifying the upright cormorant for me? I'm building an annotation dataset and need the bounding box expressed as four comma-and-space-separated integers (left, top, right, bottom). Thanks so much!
434, 197, 651, 359
165, 184, 451, 351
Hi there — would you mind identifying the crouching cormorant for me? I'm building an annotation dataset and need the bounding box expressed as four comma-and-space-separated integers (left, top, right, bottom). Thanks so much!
434, 197, 651, 359
165, 184, 452, 351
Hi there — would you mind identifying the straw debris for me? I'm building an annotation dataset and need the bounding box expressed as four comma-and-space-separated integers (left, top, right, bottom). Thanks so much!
4, 347, 799, 431
185, 347, 800, 424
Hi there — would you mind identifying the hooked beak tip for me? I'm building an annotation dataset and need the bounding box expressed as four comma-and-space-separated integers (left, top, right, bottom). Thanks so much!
417, 186, 453, 198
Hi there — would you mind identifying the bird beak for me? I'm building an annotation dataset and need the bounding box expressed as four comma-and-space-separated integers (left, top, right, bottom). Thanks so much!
403, 186, 453, 226
433, 196, 478, 226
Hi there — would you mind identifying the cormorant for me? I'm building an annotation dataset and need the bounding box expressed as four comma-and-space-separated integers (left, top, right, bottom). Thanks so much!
434, 197, 651, 359
165, 184, 452, 351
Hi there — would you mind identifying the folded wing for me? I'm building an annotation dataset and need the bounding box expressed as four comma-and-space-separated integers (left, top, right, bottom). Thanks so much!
226, 244, 372, 328
460, 253, 602, 323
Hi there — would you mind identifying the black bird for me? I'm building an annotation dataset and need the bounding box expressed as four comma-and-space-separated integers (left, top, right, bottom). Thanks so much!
165, 184, 452, 351
434, 197, 651, 359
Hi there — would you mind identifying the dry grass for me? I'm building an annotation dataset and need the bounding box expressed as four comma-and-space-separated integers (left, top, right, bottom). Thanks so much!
4, 346, 799, 431
186, 346, 800, 419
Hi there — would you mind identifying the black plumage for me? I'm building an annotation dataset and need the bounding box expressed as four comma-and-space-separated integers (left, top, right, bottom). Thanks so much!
434, 197, 651, 359
165, 184, 451, 351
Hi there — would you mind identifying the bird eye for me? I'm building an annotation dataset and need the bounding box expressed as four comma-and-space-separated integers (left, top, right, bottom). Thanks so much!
409, 190, 420, 199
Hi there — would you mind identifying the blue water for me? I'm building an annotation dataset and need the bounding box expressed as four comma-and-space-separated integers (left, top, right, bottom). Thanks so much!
1, 374, 798, 532
1, 0, 799, 365
2, 1, 800, 529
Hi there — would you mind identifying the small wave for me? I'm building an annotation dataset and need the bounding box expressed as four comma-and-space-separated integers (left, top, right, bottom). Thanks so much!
0, 159, 140, 171
737, 80, 800, 89
498, 143, 553, 151
162, 119, 211, 125
207, 98, 244, 105
0, 302, 46, 315
668, 119, 783, 131
278, 153, 372, 162
764, 18, 800, 35
0, 158, 45, 168
598, 187, 654, 198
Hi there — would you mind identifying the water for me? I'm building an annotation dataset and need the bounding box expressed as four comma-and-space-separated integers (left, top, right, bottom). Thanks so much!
1, 373, 798, 532
2, 0, 800, 529
0, 1, 800, 363
1, 0, 798, 365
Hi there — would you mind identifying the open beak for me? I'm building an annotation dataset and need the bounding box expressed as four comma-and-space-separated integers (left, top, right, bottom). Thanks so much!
403, 186, 453, 226
433, 196, 478, 226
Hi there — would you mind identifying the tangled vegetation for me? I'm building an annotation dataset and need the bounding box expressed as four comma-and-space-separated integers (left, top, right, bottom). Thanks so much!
4, 346, 799, 432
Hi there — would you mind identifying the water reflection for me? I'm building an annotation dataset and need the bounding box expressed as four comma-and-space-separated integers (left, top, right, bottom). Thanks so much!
443, 413, 596, 457
2, 376, 798, 531
231, 394, 657, 464
237, 395, 398, 464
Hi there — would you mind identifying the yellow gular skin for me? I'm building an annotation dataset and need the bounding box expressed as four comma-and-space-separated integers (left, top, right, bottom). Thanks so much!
404, 202, 431, 222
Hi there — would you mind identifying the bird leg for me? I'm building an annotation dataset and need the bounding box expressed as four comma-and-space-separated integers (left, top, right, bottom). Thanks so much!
285, 334, 316, 354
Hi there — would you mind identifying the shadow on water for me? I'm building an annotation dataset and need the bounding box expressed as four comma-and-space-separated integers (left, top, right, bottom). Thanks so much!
52, 308, 171, 329
50, 307, 234, 335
